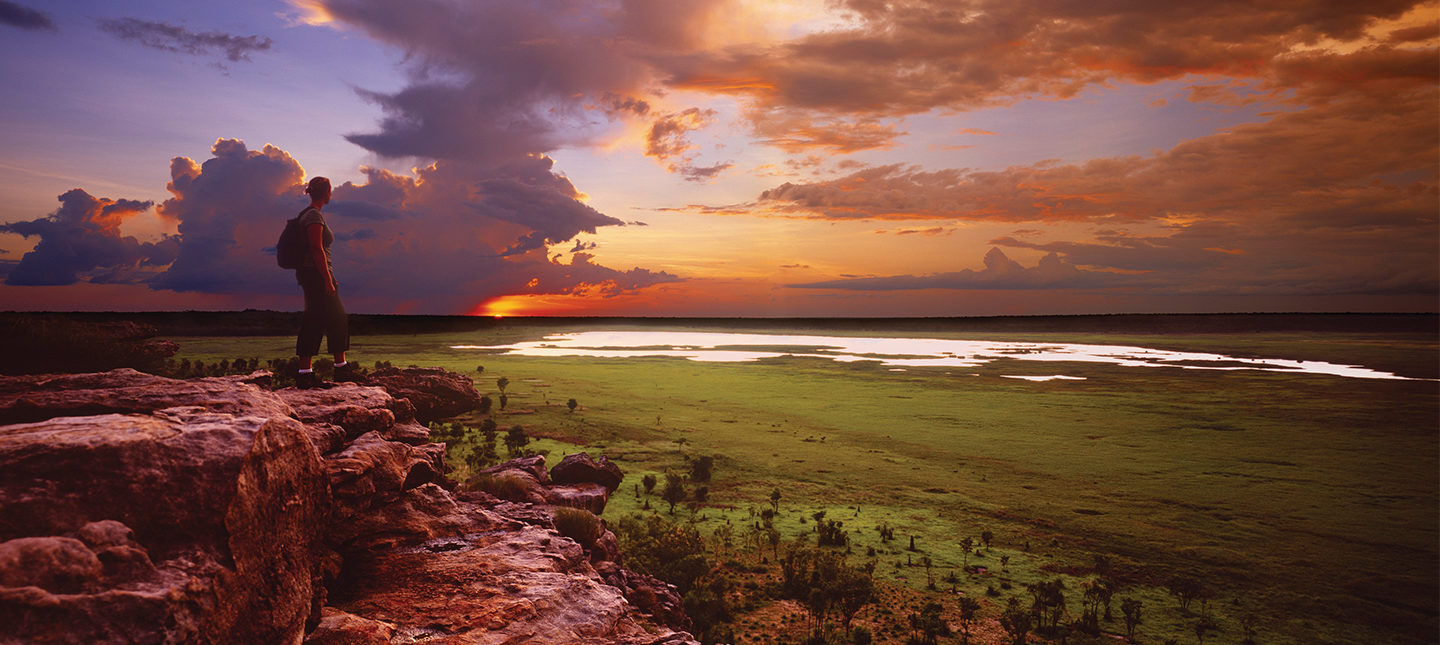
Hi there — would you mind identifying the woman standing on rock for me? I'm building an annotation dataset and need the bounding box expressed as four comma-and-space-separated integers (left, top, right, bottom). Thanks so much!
293, 176, 357, 388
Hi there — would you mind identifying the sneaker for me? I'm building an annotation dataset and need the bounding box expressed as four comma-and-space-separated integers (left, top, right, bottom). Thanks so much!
295, 371, 323, 389
334, 363, 367, 384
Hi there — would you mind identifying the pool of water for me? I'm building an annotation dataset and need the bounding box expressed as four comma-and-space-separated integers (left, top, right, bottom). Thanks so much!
454, 330, 1419, 381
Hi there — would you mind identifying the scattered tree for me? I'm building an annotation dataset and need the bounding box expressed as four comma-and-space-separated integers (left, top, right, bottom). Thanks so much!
662, 471, 687, 514
1121, 597, 1143, 641
769, 488, 782, 512
960, 536, 974, 571
475, 365, 484, 374
614, 513, 708, 595
1000, 597, 1032, 645
981, 529, 994, 548
817, 519, 848, 547
567, 398, 578, 413
958, 596, 982, 644
504, 425, 529, 458
909, 601, 950, 645
496, 376, 509, 394
1028, 579, 1067, 634
641, 473, 658, 496
689, 455, 714, 482
1166, 575, 1205, 613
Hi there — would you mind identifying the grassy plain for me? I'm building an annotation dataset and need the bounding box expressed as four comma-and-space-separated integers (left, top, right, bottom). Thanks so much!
173, 322, 1438, 645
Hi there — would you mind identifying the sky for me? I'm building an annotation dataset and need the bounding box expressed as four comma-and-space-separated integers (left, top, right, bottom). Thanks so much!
0, 0, 1435, 317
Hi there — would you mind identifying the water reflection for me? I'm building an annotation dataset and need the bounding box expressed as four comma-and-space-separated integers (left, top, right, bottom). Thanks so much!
454, 330, 1417, 381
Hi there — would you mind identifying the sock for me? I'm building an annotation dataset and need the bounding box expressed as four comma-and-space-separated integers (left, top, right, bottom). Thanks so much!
298, 368, 314, 374
334, 361, 348, 368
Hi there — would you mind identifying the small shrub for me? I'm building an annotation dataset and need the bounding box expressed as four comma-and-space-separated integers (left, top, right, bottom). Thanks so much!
553, 507, 603, 543
464, 473, 530, 500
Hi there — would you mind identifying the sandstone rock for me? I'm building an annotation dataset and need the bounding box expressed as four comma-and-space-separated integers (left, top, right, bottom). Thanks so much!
326, 431, 444, 518
306, 607, 396, 643
0, 537, 102, 593
487, 454, 551, 485
365, 366, 482, 424
551, 452, 625, 491
0, 369, 293, 425
547, 482, 612, 515
0, 410, 330, 644
0, 367, 690, 645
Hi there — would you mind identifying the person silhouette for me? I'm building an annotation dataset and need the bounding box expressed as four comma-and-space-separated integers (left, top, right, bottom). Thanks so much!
293, 176, 357, 387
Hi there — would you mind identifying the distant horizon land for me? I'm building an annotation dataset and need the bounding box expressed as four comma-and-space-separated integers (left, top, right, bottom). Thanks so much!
4, 310, 1435, 338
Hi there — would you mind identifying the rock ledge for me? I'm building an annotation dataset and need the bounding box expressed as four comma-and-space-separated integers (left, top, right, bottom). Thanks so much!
0, 368, 695, 645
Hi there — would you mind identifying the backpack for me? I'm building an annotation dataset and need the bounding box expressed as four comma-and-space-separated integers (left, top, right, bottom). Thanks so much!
275, 208, 314, 269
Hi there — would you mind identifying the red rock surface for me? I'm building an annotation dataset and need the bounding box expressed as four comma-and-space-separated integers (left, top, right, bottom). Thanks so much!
0, 368, 696, 645
364, 366, 483, 424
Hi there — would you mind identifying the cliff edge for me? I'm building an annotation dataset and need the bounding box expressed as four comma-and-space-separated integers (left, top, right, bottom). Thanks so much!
0, 368, 696, 645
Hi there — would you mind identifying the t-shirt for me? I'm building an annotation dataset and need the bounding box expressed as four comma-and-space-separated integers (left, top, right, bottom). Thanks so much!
295, 206, 334, 272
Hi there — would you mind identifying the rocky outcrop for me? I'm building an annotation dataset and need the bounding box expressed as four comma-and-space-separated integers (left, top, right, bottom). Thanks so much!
364, 366, 484, 425
0, 368, 695, 645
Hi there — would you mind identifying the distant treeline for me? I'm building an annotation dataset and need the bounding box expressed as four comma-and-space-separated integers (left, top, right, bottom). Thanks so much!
0, 310, 1434, 337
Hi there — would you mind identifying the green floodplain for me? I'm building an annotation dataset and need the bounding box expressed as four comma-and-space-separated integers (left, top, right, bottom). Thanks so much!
169, 316, 1439, 645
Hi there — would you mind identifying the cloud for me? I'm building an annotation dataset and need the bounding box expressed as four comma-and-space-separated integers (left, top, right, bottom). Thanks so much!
0, 189, 174, 286
740, 39, 1439, 298
98, 18, 273, 63
138, 138, 669, 312
645, 107, 733, 182
790, 247, 1128, 291
0, 0, 54, 31
320, 0, 723, 164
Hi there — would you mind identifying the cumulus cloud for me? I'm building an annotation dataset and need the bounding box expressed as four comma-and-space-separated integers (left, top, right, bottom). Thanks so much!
0, 0, 54, 31
142, 138, 672, 312
98, 18, 273, 63
0, 189, 174, 286
790, 247, 1128, 291
320, 0, 722, 164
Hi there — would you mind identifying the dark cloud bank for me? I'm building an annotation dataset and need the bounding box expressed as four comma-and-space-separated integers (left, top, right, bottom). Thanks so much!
3, 140, 676, 313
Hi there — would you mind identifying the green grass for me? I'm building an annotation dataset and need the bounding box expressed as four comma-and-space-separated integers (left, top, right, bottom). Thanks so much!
172, 323, 1438, 645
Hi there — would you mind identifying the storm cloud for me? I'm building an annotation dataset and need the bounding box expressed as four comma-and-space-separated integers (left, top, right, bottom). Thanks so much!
0, 189, 174, 286
143, 138, 673, 312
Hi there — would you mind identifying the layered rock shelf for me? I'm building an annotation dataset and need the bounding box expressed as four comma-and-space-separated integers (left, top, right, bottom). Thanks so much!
0, 368, 696, 645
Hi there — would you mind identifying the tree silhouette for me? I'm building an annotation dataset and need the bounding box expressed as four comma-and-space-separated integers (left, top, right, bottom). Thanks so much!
1121, 597, 1143, 640
566, 398, 577, 413
960, 536, 974, 571
1000, 597, 1032, 645
957, 596, 981, 644
909, 601, 949, 645
662, 471, 687, 514
689, 455, 714, 482
641, 473, 657, 496
504, 425, 529, 458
